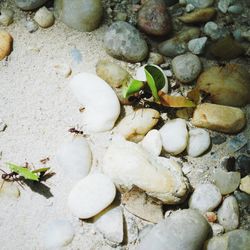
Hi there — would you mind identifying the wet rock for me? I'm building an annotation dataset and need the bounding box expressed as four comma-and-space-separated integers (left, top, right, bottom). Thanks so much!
0, 9, 14, 26
212, 169, 240, 195
158, 27, 200, 57
160, 118, 188, 155
188, 37, 207, 54
204, 21, 221, 40
196, 64, 250, 107
0, 180, 20, 199
172, 52, 202, 83
42, 220, 74, 249
236, 155, 250, 178
68, 173, 116, 219
137, 209, 211, 250
102, 136, 189, 204
205, 229, 250, 250
147, 52, 164, 65
25, 20, 39, 33
211, 135, 226, 145
96, 60, 131, 88
104, 21, 148, 63
240, 176, 250, 194
138, 0, 172, 36
209, 37, 244, 60
191, 103, 246, 134
189, 183, 222, 213
186, 0, 214, 8
187, 128, 210, 157
122, 187, 163, 223
217, 196, 239, 232
0, 30, 13, 60
178, 8, 216, 24
116, 109, 160, 142
54, 0, 103, 32
34, 7, 54, 28
94, 206, 124, 244
15, 0, 49, 10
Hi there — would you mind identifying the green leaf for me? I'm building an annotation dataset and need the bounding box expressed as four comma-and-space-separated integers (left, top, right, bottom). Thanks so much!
6, 163, 39, 181
144, 68, 160, 101
32, 167, 50, 174
122, 79, 144, 98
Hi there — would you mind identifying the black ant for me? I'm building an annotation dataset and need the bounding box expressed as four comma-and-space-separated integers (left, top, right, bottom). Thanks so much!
40, 157, 50, 164
0, 169, 24, 189
128, 89, 152, 109
68, 127, 84, 135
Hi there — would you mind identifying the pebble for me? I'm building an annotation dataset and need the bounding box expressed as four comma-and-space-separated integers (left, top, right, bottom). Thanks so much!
205, 229, 250, 250
25, 20, 39, 33
0, 9, 14, 26
34, 7, 54, 28
196, 64, 250, 107
205, 212, 217, 223
0, 118, 7, 132
188, 183, 222, 213
56, 137, 92, 180
53, 63, 72, 77
0, 30, 13, 60
240, 176, 250, 194
147, 52, 164, 65
70, 73, 120, 132
137, 209, 210, 250
55, 0, 103, 31
228, 5, 243, 14
104, 21, 148, 63
140, 129, 162, 156
178, 8, 216, 24
94, 206, 124, 244
172, 52, 202, 83
217, 196, 239, 232
186, 4, 195, 12
221, 156, 235, 171
15, 0, 49, 10
188, 37, 207, 54
211, 135, 226, 145
204, 21, 221, 40
0, 180, 20, 199
138, 0, 172, 36
187, 128, 210, 157
68, 173, 116, 219
102, 136, 189, 204
234, 191, 250, 209
160, 118, 188, 155
42, 220, 74, 249
210, 223, 224, 236
116, 109, 160, 142
191, 103, 246, 134
218, 0, 233, 13
186, 0, 214, 8
235, 155, 250, 178
96, 60, 131, 88
212, 169, 240, 195
158, 27, 200, 57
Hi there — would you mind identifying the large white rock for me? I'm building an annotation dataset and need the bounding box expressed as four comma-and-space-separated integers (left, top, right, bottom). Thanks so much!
187, 128, 210, 157
160, 118, 188, 155
70, 73, 120, 132
56, 137, 92, 180
68, 173, 116, 219
140, 129, 162, 156
102, 136, 189, 204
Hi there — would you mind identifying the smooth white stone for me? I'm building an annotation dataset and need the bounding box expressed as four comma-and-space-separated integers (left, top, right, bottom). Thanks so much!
56, 137, 92, 180
160, 118, 188, 155
68, 173, 116, 219
70, 73, 120, 132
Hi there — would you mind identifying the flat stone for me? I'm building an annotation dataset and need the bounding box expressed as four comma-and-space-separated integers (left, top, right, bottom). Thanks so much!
15, 0, 49, 10
137, 209, 211, 250
191, 103, 246, 134
188, 183, 222, 213
240, 176, 250, 194
212, 169, 240, 195
68, 173, 116, 219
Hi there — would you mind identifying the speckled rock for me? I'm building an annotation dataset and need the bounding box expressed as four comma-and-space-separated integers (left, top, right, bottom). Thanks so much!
54, 0, 103, 32
191, 103, 246, 134
15, 0, 49, 10
104, 21, 148, 62
172, 52, 202, 83
0, 31, 13, 60
0, 9, 14, 26
188, 37, 207, 54
138, 0, 172, 36
34, 7, 54, 28
137, 209, 211, 250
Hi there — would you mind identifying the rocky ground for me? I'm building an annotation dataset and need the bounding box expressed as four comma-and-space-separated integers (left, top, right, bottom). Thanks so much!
0, 0, 249, 250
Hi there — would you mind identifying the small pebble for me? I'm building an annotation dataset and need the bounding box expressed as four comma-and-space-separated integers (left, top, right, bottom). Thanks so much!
205, 212, 217, 223
186, 4, 195, 12
218, 0, 232, 13
210, 223, 224, 236
220, 156, 235, 172
188, 37, 207, 55
0, 9, 14, 26
25, 20, 39, 33
228, 4, 243, 14
240, 175, 250, 194
53, 63, 72, 77
211, 134, 226, 145
186, 0, 214, 8
147, 52, 164, 65
34, 6, 54, 28
204, 21, 221, 40
227, 133, 248, 153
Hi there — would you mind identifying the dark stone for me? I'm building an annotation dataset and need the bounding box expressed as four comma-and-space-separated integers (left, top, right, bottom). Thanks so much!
221, 156, 236, 172
235, 155, 250, 177
211, 135, 227, 145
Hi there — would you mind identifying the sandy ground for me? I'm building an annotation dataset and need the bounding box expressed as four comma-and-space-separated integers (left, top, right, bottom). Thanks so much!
0, 1, 249, 250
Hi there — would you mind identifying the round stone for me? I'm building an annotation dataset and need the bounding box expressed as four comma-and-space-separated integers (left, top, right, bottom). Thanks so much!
34, 7, 54, 28
172, 52, 202, 83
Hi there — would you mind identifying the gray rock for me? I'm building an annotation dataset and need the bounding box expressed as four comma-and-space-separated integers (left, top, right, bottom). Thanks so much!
25, 20, 39, 33
186, 0, 214, 8
204, 21, 221, 40
236, 155, 250, 177
217, 196, 239, 232
213, 169, 241, 195
0, 9, 14, 26
54, 0, 103, 32
228, 5, 243, 14
104, 21, 148, 63
218, 0, 233, 13
15, 0, 49, 10
188, 37, 207, 54
137, 209, 211, 250
186, 4, 195, 12
226, 133, 248, 153
172, 52, 202, 83
205, 229, 250, 250
211, 135, 226, 145
188, 183, 222, 213
234, 191, 250, 209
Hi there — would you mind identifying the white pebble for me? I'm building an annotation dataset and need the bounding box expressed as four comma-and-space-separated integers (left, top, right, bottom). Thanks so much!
53, 63, 71, 77
187, 128, 210, 157
160, 118, 188, 155
68, 173, 116, 219
25, 20, 39, 33
34, 7, 54, 28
